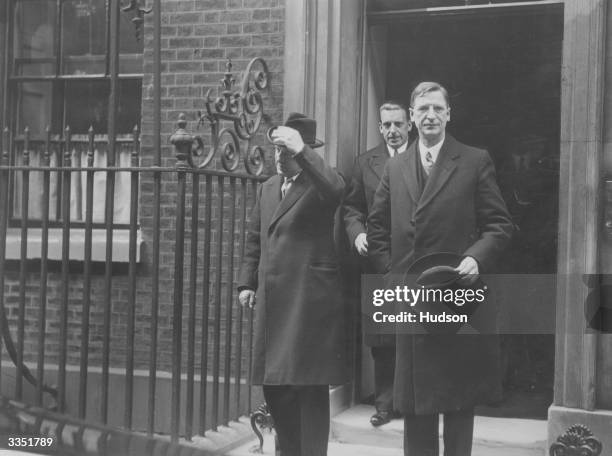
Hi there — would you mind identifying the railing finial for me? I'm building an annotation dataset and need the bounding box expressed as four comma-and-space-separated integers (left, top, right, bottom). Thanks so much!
170, 114, 195, 169
64, 126, 72, 164
1, 128, 9, 165
44, 126, 52, 166
87, 126, 95, 166
23, 127, 30, 165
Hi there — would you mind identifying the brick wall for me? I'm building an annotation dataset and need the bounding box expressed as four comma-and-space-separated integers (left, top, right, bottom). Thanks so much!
2, 0, 285, 397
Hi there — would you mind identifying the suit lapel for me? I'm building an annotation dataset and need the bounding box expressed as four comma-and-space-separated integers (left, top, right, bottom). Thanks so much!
416, 135, 459, 214
398, 142, 420, 204
366, 144, 388, 180
261, 176, 281, 227
268, 172, 308, 233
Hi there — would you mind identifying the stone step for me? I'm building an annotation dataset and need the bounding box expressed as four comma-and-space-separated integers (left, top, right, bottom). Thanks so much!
226, 432, 404, 456
330, 405, 548, 456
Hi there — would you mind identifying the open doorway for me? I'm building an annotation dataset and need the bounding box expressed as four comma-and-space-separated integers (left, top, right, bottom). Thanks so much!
363, 3, 563, 418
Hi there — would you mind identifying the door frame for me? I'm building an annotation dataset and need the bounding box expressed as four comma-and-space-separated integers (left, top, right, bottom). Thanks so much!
283, 0, 608, 433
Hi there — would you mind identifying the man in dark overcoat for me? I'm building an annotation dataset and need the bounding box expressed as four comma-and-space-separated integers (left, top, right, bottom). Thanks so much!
368, 82, 513, 456
343, 101, 411, 426
237, 113, 347, 456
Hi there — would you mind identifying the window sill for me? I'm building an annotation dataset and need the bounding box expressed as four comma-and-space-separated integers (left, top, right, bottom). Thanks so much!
4, 228, 143, 263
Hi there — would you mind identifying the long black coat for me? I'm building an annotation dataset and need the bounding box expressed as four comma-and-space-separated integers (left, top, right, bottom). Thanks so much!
343, 143, 394, 347
368, 135, 513, 414
238, 146, 349, 385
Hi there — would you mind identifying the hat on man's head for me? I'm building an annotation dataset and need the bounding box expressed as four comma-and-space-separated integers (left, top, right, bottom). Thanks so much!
267, 112, 324, 148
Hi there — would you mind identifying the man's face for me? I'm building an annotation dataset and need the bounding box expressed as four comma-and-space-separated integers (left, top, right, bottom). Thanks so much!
379, 108, 410, 149
410, 90, 451, 144
275, 146, 301, 177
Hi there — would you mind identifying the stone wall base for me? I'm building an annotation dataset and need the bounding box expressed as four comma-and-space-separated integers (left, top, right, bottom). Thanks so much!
548, 405, 612, 452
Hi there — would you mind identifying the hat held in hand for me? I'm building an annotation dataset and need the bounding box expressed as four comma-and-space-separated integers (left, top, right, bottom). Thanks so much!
409, 252, 463, 289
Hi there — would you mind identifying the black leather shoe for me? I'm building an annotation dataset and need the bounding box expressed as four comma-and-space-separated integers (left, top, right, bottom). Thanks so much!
370, 411, 392, 427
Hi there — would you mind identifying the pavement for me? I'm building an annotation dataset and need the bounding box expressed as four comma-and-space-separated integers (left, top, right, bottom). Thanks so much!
227, 404, 548, 456
227, 432, 404, 456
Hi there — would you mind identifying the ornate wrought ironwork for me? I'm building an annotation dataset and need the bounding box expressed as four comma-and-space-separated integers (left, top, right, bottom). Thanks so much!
121, 0, 152, 42
249, 403, 278, 454
550, 424, 602, 456
172, 58, 270, 175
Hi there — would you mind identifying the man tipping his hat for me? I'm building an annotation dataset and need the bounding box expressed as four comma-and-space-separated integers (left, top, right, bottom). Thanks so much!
237, 113, 348, 456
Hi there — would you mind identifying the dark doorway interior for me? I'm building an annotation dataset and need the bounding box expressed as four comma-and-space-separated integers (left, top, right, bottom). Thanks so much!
383, 6, 563, 418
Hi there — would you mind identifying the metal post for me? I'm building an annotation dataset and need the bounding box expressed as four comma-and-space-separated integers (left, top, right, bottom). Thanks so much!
0, 129, 11, 394
169, 114, 194, 441
58, 126, 72, 413
36, 128, 52, 405
147, 0, 162, 436
78, 126, 96, 419
185, 172, 200, 440
124, 125, 141, 429
16, 127, 30, 400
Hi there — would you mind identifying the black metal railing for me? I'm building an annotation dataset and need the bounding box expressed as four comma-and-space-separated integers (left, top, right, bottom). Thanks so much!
0, 117, 270, 450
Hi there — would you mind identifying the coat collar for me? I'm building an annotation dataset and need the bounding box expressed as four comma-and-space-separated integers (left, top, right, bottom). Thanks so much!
366, 143, 389, 180
398, 134, 460, 212
398, 142, 420, 204
267, 172, 309, 233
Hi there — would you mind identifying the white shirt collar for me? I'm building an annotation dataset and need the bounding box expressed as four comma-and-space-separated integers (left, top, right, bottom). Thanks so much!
419, 135, 445, 165
386, 141, 408, 158
282, 171, 301, 183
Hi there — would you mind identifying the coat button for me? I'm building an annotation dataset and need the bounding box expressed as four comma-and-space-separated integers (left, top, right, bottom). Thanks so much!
410, 219, 415, 226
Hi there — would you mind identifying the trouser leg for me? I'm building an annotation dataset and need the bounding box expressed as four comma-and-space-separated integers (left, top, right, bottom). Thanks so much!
371, 346, 396, 412
443, 408, 474, 456
403, 413, 439, 456
263, 385, 301, 456
297, 385, 330, 456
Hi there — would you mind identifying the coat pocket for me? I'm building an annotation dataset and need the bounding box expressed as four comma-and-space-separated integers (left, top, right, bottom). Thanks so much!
309, 262, 339, 272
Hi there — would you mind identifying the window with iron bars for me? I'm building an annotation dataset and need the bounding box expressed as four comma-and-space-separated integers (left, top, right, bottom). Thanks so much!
6, 0, 143, 228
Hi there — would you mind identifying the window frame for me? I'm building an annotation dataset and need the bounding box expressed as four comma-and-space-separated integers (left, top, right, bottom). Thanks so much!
5, 0, 144, 229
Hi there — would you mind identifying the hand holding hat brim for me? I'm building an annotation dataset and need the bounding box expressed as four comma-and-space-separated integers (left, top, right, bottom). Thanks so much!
268, 126, 305, 156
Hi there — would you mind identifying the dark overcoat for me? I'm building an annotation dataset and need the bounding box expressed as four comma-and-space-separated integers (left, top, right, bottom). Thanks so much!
367, 134, 513, 414
343, 143, 394, 347
238, 146, 349, 385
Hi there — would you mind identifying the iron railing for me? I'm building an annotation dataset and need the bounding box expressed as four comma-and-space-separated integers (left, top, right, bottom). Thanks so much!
0, 119, 269, 449
1, 0, 275, 451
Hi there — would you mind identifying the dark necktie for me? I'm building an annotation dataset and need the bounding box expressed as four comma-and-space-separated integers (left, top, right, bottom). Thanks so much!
424, 151, 434, 175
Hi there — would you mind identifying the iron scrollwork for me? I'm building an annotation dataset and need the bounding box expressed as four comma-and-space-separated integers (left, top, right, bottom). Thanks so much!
550, 424, 602, 456
249, 403, 278, 455
121, 0, 153, 42
172, 58, 270, 175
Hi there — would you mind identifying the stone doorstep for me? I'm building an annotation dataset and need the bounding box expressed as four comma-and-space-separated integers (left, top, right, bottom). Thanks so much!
226, 432, 405, 456
226, 403, 548, 456
330, 404, 548, 455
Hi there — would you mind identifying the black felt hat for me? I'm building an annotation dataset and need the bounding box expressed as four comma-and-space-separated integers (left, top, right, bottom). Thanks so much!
404, 252, 484, 334
267, 112, 324, 148
407, 252, 463, 288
